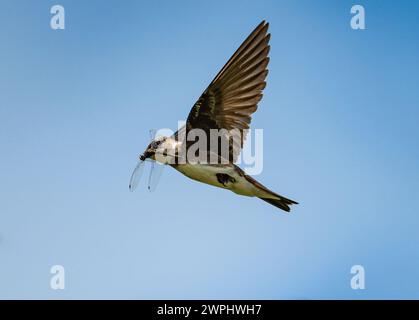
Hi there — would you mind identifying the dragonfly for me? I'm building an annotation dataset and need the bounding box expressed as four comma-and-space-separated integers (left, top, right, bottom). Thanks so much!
129, 129, 165, 192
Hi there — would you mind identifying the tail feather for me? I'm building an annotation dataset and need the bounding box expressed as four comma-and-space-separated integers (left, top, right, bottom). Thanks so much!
243, 174, 298, 212
260, 196, 298, 212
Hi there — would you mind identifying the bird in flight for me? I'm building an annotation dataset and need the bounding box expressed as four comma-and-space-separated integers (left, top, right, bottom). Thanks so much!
130, 21, 298, 212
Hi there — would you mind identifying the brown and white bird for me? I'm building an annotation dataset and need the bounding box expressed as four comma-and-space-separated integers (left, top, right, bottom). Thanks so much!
130, 21, 298, 212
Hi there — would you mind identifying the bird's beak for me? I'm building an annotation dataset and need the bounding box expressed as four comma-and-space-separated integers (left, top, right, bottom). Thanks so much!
140, 149, 155, 161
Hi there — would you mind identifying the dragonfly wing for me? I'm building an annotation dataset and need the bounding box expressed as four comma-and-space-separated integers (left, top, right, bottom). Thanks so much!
129, 160, 145, 191
147, 160, 165, 192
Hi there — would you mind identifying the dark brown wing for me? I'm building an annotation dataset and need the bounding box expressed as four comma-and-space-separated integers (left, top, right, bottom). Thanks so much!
184, 21, 270, 163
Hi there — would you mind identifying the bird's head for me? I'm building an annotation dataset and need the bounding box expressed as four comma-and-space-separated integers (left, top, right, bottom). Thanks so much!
140, 136, 168, 161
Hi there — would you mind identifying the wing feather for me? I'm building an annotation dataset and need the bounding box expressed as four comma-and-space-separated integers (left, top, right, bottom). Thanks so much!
184, 21, 270, 163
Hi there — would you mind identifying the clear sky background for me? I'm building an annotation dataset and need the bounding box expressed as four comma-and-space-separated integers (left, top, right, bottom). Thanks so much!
0, 0, 418, 299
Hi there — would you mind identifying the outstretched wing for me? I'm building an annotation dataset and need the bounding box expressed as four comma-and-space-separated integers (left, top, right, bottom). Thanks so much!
184, 21, 270, 163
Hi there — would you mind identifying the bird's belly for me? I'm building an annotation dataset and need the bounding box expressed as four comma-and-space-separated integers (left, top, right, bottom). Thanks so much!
173, 164, 257, 197
174, 164, 228, 188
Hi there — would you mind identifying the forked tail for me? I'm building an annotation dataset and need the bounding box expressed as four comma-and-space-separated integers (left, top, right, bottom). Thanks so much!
260, 196, 298, 212
243, 174, 298, 212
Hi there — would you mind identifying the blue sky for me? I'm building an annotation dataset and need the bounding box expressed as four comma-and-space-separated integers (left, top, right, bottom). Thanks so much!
0, 0, 418, 299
